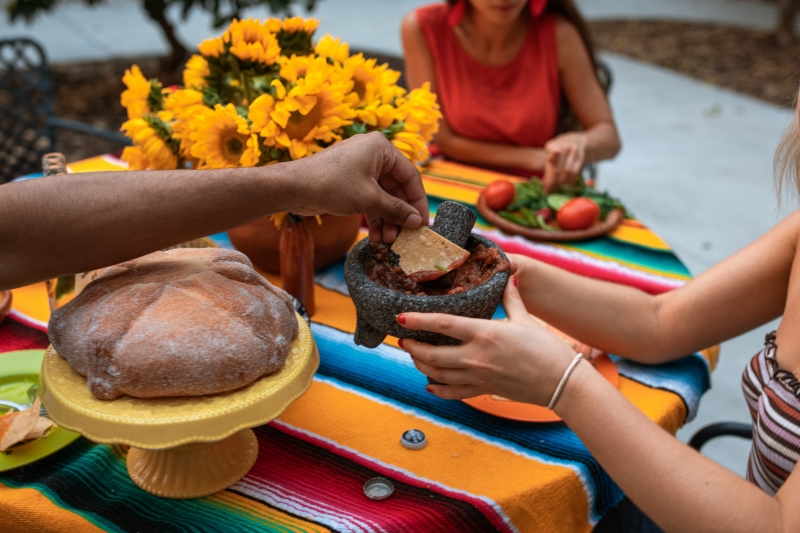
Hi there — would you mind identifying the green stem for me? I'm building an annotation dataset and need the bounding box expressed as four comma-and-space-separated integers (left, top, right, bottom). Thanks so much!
242, 72, 253, 106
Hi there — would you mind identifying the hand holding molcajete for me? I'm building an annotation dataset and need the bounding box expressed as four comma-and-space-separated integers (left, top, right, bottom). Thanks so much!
397, 277, 578, 405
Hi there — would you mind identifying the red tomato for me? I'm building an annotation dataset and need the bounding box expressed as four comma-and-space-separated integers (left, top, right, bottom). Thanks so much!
556, 198, 600, 230
484, 180, 516, 211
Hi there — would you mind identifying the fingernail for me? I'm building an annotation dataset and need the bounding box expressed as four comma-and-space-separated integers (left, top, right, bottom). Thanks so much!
397, 314, 407, 325
404, 213, 422, 228
425, 386, 434, 394
512, 275, 518, 287
398, 338, 405, 349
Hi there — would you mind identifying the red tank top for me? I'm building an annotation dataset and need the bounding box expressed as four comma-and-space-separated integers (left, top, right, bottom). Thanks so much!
416, 3, 560, 153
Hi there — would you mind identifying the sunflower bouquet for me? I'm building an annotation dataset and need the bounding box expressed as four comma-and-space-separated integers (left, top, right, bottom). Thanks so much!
119, 17, 442, 171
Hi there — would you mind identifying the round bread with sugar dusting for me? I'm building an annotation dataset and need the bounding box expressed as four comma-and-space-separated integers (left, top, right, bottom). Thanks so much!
48, 248, 298, 401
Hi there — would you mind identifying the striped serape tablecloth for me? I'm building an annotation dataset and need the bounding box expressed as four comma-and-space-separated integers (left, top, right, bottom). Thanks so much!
0, 156, 717, 533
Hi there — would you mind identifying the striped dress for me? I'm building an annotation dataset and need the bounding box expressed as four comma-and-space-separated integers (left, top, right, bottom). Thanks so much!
742, 332, 800, 494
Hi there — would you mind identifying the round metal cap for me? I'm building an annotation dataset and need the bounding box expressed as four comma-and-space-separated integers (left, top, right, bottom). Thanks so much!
400, 429, 427, 450
363, 477, 394, 500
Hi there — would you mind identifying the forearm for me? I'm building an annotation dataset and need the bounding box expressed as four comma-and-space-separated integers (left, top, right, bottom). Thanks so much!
582, 121, 621, 163
556, 362, 787, 533
0, 165, 300, 290
436, 130, 544, 172
515, 256, 672, 361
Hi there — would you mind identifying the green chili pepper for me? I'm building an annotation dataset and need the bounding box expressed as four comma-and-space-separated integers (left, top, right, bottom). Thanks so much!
499, 211, 530, 227
537, 215, 559, 232
519, 207, 539, 227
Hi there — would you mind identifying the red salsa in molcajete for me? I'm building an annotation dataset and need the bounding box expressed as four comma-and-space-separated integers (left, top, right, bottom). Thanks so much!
364, 243, 509, 296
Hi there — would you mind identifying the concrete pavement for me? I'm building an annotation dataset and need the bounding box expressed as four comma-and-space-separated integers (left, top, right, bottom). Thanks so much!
2, 0, 797, 476
597, 53, 790, 476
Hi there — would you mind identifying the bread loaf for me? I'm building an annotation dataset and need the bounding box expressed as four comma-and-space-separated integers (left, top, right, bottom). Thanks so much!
48, 248, 298, 400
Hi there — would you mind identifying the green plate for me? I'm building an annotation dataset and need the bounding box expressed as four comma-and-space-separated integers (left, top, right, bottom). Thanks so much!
0, 349, 80, 472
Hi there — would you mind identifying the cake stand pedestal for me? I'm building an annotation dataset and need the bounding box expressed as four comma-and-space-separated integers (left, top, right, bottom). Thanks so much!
40, 313, 318, 499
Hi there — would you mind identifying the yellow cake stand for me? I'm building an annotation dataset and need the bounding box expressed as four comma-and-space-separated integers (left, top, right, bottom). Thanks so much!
39, 313, 318, 499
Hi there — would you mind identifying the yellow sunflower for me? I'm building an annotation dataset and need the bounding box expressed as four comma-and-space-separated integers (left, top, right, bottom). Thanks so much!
227, 18, 281, 65
278, 54, 315, 83
344, 54, 402, 107
259, 60, 355, 160
390, 82, 442, 165
314, 34, 349, 63
183, 55, 210, 90
120, 145, 149, 171
121, 118, 178, 170
248, 92, 277, 135
121, 65, 153, 120
391, 129, 429, 165
190, 103, 254, 168
357, 100, 404, 129
164, 89, 208, 157
240, 134, 262, 167
267, 16, 319, 34
398, 82, 442, 142
197, 36, 226, 58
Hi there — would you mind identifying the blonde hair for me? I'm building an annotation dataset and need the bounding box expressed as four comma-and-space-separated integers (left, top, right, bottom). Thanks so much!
774, 110, 800, 204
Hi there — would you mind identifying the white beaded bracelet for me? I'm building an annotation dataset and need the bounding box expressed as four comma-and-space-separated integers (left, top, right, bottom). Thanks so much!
547, 353, 584, 411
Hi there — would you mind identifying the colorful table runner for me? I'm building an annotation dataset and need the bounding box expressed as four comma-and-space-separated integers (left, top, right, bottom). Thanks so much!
0, 156, 717, 532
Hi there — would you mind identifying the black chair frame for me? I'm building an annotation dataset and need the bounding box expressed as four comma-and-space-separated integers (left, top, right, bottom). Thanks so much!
689, 422, 753, 451
0, 38, 130, 183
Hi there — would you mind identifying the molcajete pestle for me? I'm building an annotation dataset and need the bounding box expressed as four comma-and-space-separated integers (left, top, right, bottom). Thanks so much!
344, 201, 511, 348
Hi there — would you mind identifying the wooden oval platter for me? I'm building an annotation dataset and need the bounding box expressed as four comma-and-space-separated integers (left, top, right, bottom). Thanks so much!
476, 193, 624, 242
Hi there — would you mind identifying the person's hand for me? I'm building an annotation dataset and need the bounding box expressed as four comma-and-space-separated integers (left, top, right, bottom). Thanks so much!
287, 131, 429, 243
397, 276, 576, 405
542, 133, 587, 193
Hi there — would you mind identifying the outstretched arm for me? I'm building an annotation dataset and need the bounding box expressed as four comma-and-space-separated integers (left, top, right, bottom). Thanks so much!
0, 132, 428, 290
541, 19, 621, 192
513, 210, 798, 362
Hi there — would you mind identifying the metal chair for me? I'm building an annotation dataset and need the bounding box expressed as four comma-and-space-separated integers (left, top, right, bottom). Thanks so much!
0, 38, 130, 183
689, 422, 753, 451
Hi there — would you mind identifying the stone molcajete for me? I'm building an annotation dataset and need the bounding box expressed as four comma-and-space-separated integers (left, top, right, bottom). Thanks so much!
344, 201, 511, 348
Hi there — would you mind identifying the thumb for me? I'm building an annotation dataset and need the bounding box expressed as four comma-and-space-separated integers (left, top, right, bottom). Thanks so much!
542, 150, 559, 194
370, 190, 423, 229
502, 276, 531, 324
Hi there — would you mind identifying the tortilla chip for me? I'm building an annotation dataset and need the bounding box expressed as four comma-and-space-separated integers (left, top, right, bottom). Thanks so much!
0, 399, 42, 451
391, 227, 470, 282
0, 411, 16, 438
25, 417, 56, 440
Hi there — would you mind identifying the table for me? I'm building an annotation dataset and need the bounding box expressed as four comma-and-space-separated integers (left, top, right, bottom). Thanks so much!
0, 155, 717, 532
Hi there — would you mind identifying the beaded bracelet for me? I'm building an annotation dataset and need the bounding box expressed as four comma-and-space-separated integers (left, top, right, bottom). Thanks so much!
547, 353, 584, 411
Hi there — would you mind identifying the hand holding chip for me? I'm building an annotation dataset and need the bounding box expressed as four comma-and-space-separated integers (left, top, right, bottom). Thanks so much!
287, 132, 429, 243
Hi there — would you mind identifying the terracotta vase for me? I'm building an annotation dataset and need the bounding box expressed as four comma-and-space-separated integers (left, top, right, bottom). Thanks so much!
227, 214, 362, 274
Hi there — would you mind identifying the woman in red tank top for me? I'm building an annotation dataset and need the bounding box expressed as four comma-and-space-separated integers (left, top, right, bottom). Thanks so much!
402, 0, 620, 190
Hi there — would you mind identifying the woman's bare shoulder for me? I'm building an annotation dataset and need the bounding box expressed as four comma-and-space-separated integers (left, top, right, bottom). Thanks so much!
401, 10, 423, 44
554, 17, 584, 53
774, 208, 800, 249
402, 4, 446, 35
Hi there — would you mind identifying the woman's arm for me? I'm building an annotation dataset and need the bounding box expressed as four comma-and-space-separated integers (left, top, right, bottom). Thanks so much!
514, 210, 798, 362
399, 281, 800, 533
542, 20, 621, 191
0, 133, 427, 290
401, 11, 546, 173
557, 359, 800, 533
